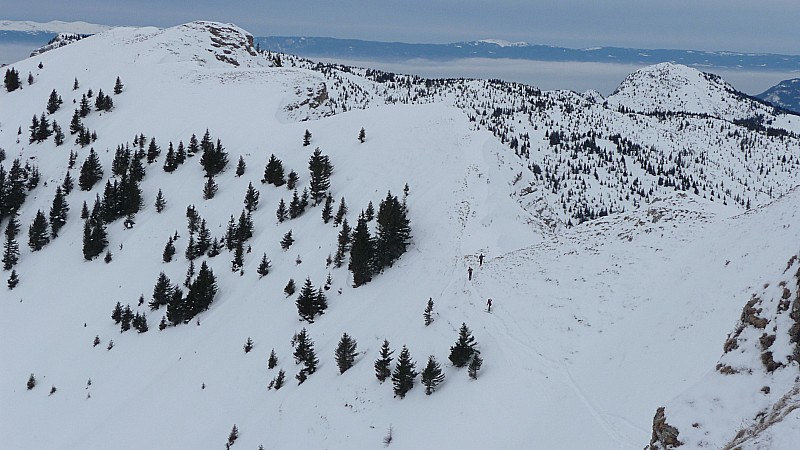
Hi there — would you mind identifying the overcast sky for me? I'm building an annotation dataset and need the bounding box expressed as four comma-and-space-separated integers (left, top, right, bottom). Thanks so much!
4, 1, 800, 54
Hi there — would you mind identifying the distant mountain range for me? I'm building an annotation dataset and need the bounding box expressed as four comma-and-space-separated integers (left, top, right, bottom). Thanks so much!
256, 36, 800, 72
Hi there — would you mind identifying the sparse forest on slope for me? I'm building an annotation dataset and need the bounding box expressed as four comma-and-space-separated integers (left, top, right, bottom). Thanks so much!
2, 21, 800, 450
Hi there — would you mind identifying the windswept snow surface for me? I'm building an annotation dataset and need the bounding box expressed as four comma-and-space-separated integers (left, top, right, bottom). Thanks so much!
2, 22, 800, 449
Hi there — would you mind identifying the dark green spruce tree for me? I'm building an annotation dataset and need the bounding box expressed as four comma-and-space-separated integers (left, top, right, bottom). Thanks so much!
391, 346, 417, 399
49, 187, 69, 238
374, 339, 393, 382
308, 147, 333, 205
295, 278, 316, 322
448, 322, 478, 367
421, 355, 445, 395
348, 213, 373, 287
334, 332, 358, 374
27, 210, 50, 251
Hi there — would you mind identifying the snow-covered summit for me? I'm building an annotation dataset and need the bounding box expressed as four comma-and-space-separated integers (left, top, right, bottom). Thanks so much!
606, 62, 776, 121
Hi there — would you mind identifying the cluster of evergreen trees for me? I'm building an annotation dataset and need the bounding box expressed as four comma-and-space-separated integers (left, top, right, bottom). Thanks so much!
349, 191, 412, 287
4, 68, 20, 92
146, 260, 218, 326
111, 302, 149, 333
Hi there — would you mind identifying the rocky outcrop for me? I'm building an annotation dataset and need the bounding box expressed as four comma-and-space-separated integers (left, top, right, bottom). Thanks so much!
648, 407, 682, 449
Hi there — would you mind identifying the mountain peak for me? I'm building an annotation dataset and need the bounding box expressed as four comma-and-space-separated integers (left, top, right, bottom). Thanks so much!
606, 62, 774, 120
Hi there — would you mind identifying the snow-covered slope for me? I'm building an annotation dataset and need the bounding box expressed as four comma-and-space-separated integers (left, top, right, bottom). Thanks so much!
2, 22, 800, 450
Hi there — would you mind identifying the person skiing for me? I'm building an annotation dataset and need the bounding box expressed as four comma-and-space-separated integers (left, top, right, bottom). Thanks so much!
487, 298, 492, 312
468, 266, 473, 280
478, 253, 484, 266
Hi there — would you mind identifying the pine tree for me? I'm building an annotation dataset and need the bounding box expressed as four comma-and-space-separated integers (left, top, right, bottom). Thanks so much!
46, 89, 62, 114
162, 236, 176, 262
7, 269, 19, 289
373, 191, 411, 270
49, 187, 69, 238
421, 355, 445, 395
358, 127, 366, 143
163, 142, 178, 172
365, 201, 375, 222
288, 190, 301, 219
73, 77, 79, 90
291, 327, 318, 381
113, 76, 124, 94
69, 109, 82, 135
374, 339, 393, 382
82, 215, 108, 260
79, 94, 90, 117
280, 230, 294, 250
202, 176, 218, 200
120, 304, 133, 332
185, 260, 217, 318
308, 147, 333, 205
284, 278, 296, 296
26, 373, 36, 390
468, 353, 483, 379
243, 182, 260, 212
333, 218, 351, 268
391, 346, 417, 398
227, 425, 238, 448
276, 198, 288, 223
349, 213, 373, 287
244, 337, 254, 353
333, 197, 347, 226
256, 253, 271, 278
313, 287, 328, 317
27, 210, 50, 251
235, 155, 246, 177
78, 148, 103, 191
448, 323, 478, 368
321, 193, 334, 224
53, 121, 64, 146
236, 210, 253, 242
268, 349, 278, 369
424, 298, 434, 326
154, 189, 166, 212
62, 171, 74, 194
196, 220, 212, 255
146, 138, 160, 164
149, 272, 174, 310
28, 114, 39, 144
200, 136, 228, 177
175, 141, 186, 164
286, 170, 298, 190
271, 369, 285, 390
111, 302, 123, 323
296, 278, 316, 322
261, 154, 285, 186
335, 332, 358, 374
303, 129, 312, 146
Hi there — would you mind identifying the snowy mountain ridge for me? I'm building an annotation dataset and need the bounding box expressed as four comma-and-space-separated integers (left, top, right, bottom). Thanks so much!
2, 21, 800, 449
